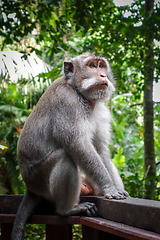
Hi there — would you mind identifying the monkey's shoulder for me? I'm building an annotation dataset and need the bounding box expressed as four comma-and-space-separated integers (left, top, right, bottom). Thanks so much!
25, 76, 84, 127
38, 76, 79, 104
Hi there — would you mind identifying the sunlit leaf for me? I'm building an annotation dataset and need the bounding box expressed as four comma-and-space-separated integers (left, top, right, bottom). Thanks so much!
0, 51, 52, 82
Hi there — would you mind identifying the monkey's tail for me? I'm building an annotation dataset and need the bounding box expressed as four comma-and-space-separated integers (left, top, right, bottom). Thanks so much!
11, 190, 41, 240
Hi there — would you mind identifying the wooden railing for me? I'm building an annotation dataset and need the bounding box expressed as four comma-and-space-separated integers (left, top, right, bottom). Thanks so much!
0, 195, 160, 240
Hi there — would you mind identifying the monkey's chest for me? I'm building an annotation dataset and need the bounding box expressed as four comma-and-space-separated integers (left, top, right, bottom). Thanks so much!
88, 103, 111, 145
88, 117, 110, 143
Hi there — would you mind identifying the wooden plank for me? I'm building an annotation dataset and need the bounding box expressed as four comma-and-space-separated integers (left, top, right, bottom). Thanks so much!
1, 214, 160, 239
0, 214, 15, 223
0, 195, 23, 214
0, 214, 80, 225
1, 195, 160, 233
46, 224, 72, 240
81, 196, 160, 234
1, 223, 13, 240
80, 217, 160, 240
0, 195, 56, 215
1, 195, 160, 239
30, 215, 80, 225
82, 225, 125, 240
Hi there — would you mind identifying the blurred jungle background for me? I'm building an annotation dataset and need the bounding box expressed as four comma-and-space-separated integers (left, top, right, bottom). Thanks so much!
0, 0, 160, 239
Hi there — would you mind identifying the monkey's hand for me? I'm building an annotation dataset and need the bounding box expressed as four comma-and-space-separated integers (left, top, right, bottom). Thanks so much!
104, 186, 129, 199
75, 202, 98, 217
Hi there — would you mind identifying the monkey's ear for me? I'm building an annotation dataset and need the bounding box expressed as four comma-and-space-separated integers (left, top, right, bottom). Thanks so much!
64, 61, 74, 79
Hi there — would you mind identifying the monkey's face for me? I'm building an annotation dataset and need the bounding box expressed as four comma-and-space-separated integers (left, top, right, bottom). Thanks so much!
82, 58, 109, 90
78, 56, 115, 100
64, 55, 115, 101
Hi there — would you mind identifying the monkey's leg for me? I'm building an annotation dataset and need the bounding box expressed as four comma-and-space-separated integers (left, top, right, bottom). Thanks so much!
49, 156, 97, 217
11, 191, 41, 240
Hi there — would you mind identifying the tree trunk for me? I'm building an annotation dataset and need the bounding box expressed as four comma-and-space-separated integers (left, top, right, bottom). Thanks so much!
144, 0, 156, 199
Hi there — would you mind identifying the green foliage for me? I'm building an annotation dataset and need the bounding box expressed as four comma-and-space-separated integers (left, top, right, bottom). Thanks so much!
110, 93, 160, 199
0, 0, 159, 198
154, 103, 160, 199
0, 69, 58, 194
25, 224, 45, 240
72, 225, 82, 240
0, 83, 29, 194
24, 224, 82, 240
110, 94, 145, 198
0, 0, 114, 57
0, 0, 160, 237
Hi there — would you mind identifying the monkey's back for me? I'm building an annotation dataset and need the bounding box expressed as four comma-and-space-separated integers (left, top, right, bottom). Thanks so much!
17, 75, 84, 177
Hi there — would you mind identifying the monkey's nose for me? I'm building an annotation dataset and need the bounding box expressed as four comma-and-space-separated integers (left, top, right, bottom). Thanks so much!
100, 73, 106, 78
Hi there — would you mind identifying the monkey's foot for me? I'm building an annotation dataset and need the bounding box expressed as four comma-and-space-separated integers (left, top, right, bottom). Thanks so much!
67, 202, 98, 217
104, 187, 129, 199
80, 181, 94, 196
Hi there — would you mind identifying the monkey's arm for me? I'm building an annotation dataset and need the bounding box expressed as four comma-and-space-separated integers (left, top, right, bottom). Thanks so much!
75, 141, 127, 199
53, 116, 125, 199
98, 148, 129, 198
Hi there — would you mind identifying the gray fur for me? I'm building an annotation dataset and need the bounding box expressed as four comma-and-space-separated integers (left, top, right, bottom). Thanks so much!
11, 53, 129, 240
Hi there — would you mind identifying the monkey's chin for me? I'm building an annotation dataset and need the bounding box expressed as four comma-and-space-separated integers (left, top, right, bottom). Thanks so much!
82, 88, 109, 101
81, 79, 115, 101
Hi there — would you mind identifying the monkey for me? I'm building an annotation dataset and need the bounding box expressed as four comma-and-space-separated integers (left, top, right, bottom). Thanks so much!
11, 53, 129, 240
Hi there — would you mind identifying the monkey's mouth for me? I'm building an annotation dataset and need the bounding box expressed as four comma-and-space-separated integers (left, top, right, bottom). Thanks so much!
95, 82, 108, 89
89, 82, 108, 91
97, 82, 108, 86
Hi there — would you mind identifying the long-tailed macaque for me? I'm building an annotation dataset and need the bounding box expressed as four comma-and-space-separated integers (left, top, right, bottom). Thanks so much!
11, 53, 129, 240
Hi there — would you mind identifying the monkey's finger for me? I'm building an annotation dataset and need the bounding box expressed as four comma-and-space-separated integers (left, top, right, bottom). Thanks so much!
105, 194, 112, 199
115, 192, 127, 199
90, 206, 98, 216
117, 191, 126, 198
113, 194, 123, 199
85, 206, 94, 217
93, 204, 98, 213
117, 191, 130, 199
84, 202, 96, 208
105, 192, 123, 200
83, 202, 98, 217
88, 204, 98, 216
86, 206, 97, 217
123, 190, 130, 197
86, 209, 92, 217
105, 193, 116, 199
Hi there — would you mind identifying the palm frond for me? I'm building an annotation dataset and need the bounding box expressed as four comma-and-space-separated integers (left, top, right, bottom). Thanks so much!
0, 51, 52, 82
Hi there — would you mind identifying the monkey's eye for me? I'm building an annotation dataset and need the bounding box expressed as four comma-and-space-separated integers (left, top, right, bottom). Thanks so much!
99, 62, 104, 68
89, 62, 96, 68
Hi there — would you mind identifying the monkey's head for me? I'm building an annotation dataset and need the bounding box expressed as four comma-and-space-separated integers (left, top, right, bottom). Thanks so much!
63, 53, 115, 101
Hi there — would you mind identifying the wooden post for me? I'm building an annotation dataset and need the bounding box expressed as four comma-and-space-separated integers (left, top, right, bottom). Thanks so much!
46, 224, 72, 240
82, 225, 101, 240
1, 223, 13, 240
